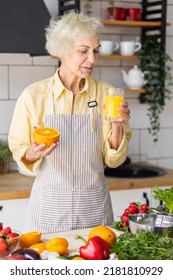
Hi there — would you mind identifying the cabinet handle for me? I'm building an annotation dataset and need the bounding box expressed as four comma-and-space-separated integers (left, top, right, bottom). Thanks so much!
143, 192, 150, 206
0, 206, 3, 211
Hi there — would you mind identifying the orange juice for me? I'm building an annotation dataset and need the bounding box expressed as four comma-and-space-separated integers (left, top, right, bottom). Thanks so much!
105, 95, 124, 118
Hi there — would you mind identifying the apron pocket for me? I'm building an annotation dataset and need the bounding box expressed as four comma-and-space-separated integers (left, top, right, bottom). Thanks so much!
39, 187, 104, 228
40, 190, 73, 227
73, 187, 104, 227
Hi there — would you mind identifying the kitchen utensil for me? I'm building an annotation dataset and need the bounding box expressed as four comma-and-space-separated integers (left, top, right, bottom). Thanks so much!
129, 213, 173, 238
150, 206, 173, 216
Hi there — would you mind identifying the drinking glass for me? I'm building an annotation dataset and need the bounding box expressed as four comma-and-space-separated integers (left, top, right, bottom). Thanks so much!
105, 88, 125, 121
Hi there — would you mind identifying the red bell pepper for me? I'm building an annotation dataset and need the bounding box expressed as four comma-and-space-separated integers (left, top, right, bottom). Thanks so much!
76, 235, 110, 260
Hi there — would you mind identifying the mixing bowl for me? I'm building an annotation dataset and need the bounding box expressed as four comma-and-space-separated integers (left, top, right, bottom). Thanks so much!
129, 213, 173, 238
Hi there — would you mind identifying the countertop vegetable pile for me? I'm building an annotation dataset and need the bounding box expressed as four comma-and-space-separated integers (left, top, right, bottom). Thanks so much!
2, 225, 118, 260
2, 190, 173, 261
1, 223, 173, 260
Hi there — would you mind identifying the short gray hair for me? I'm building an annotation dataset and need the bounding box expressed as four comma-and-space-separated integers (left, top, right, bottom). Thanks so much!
45, 12, 103, 58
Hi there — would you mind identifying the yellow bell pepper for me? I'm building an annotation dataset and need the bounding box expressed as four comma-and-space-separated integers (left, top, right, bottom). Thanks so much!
45, 237, 69, 255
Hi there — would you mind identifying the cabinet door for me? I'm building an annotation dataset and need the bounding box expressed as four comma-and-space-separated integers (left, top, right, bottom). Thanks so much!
0, 198, 29, 232
110, 188, 151, 221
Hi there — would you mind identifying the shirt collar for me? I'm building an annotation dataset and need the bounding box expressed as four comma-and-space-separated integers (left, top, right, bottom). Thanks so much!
52, 69, 97, 101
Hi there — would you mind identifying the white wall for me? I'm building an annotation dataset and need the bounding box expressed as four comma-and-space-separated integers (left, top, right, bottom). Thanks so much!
0, 0, 173, 171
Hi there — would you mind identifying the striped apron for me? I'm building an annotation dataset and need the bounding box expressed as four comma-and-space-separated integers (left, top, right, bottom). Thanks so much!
25, 78, 114, 233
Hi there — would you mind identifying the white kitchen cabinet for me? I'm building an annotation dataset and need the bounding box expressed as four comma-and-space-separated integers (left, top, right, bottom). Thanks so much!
110, 188, 151, 221
0, 198, 29, 232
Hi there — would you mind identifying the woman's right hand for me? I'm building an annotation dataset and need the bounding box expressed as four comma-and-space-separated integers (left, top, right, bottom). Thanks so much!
23, 139, 60, 164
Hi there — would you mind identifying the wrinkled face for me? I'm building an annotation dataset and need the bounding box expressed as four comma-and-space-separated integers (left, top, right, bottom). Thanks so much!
61, 34, 101, 78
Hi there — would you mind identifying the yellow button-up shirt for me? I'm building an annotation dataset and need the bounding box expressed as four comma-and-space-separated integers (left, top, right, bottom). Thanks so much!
8, 71, 132, 173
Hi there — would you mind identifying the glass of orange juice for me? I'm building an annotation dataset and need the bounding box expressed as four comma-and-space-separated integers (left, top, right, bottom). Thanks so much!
105, 88, 125, 121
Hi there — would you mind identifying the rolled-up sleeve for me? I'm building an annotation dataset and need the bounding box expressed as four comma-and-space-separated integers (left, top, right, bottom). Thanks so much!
8, 85, 45, 173
103, 124, 132, 168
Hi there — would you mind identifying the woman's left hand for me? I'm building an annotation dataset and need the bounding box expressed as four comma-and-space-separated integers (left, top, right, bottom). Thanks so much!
112, 100, 130, 125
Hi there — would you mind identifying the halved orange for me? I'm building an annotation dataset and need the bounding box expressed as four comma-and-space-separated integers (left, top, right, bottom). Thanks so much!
33, 127, 60, 147
88, 226, 117, 247
19, 231, 42, 248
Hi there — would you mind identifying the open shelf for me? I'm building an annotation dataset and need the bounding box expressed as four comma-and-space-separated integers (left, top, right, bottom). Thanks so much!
101, 20, 171, 27
99, 55, 139, 59
125, 88, 146, 94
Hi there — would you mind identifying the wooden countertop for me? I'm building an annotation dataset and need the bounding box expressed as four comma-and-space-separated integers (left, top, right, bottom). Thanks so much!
0, 163, 173, 200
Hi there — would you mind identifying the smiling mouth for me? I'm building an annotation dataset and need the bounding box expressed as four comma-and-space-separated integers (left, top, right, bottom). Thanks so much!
83, 67, 92, 71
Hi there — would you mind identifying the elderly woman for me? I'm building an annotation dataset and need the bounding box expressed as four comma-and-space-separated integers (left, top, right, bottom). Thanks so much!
8, 12, 131, 233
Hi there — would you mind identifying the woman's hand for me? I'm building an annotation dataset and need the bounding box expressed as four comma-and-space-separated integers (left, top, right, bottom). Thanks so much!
22, 139, 60, 164
113, 100, 130, 125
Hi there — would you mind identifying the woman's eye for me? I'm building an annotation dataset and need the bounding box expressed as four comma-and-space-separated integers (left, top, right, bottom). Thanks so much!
94, 50, 100, 54
79, 50, 87, 54
77, 49, 100, 55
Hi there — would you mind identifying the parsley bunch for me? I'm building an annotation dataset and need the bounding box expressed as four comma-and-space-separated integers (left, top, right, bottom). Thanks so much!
111, 230, 173, 260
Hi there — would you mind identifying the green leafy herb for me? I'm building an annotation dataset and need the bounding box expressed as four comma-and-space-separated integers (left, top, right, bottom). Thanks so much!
111, 230, 173, 260
139, 36, 173, 142
0, 139, 12, 161
111, 220, 129, 232
153, 186, 173, 214
84, 0, 94, 16
109, 1, 115, 7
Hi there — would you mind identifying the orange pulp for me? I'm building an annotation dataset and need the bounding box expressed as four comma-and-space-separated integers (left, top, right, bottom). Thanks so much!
105, 95, 124, 118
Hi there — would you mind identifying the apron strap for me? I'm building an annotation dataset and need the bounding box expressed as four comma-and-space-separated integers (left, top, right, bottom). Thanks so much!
88, 100, 97, 132
47, 76, 55, 115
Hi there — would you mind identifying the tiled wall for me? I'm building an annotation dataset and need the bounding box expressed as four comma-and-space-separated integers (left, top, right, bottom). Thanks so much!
0, 0, 173, 171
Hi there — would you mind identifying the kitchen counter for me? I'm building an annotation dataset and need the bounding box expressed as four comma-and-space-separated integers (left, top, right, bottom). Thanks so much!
0, 163, 173, 200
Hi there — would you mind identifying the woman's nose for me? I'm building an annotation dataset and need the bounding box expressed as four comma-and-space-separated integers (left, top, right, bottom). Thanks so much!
87, 52, 97, 63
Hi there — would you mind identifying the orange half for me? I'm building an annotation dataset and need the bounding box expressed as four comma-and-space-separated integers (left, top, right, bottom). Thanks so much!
19, 231, 42, 248
33, 127, 60, 147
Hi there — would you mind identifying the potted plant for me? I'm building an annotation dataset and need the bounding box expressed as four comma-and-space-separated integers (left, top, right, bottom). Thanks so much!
107, 1, 115, 19
0, 139, 12, 174
139, 36, 173, 142
84, 0, 94, 16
